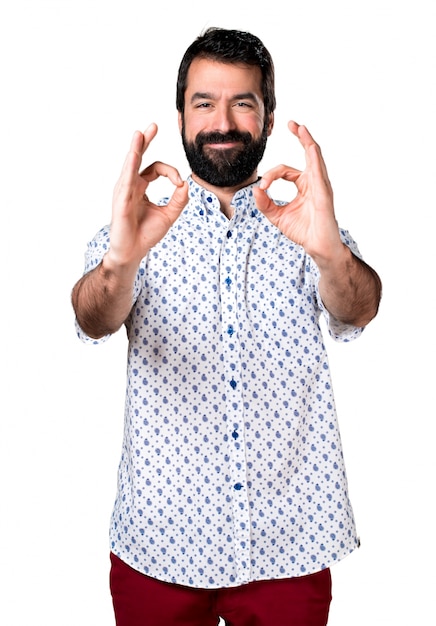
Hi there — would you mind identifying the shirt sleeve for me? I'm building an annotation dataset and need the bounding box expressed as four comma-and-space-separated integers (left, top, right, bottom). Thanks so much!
74, 225, 143, 345
312, 228, 365, 343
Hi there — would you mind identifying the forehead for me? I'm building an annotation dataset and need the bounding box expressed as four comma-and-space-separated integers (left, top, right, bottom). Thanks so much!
185, 57, 263, 100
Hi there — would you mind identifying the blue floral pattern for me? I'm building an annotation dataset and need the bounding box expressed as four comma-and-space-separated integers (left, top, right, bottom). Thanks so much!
76, 177, 364, 588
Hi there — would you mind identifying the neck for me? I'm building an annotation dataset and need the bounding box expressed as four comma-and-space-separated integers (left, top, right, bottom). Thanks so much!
191, 171, 258, 219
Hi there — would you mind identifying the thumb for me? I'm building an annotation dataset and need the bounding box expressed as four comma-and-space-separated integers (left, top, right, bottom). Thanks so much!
168, 180, 189, 214
253, 186, 276, 218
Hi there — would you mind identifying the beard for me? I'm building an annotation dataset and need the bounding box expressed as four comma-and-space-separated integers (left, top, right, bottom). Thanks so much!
181, 123, 268, 188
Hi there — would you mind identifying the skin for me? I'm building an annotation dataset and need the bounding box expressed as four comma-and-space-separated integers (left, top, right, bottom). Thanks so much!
255, 121, 382, 327
71, 58, 381, 339
179, 58, 273, 217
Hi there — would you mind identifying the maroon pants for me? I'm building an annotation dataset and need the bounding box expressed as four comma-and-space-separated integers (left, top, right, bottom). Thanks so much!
110, 553, 332, 626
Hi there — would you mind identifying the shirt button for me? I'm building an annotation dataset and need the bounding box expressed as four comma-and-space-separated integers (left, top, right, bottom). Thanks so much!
229, 378, 237, 390
226, 230, 232, 238
234, 483, 243, 491
227, 325, 234, 336
232, 430, 239, 440
225, 277, 232, 287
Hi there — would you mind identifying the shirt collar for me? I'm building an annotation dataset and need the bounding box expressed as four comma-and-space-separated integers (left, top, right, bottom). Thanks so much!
187, 175, 261, 222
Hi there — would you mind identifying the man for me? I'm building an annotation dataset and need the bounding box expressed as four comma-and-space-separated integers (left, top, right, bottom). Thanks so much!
72, 27, 381, 626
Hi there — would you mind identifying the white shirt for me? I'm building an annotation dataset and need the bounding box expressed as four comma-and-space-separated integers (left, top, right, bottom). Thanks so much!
76, 177, 363, 588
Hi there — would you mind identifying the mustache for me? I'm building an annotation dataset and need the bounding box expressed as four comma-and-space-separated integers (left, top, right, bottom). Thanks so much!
195, 130, 252, 148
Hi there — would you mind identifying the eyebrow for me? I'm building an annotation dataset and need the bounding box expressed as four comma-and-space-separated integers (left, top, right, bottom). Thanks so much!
190, 91, 260, 104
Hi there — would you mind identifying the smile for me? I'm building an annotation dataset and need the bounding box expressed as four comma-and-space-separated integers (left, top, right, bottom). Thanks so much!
204, 141, 243, 150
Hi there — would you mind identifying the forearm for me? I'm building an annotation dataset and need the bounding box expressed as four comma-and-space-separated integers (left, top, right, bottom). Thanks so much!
71, 253, 138, 339
316, 244, 382, 328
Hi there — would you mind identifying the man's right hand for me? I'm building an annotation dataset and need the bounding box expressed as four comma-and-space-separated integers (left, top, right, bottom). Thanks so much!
71, 125, 188, 339
107, 123, 188, 269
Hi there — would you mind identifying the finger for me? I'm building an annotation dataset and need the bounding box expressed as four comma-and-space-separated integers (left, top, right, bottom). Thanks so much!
118, 130, 147, 189
113, 126, 160, 209
259, 164, 302, 190
122, 124, 158, 172
288, 121, 331, 185
253, 185, 278, 215
113, 136, 144, 201
140, 161, 184, 187
287, 119, 300, 138
167, 180, 189, 213
142, 123, 158, 154
287, 121, 321, 161
287, 120, 316, 147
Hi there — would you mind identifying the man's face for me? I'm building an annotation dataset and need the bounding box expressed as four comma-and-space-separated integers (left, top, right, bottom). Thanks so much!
179, 58, 273, 188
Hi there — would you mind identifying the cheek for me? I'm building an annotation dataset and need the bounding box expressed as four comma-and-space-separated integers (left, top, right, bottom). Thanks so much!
245, 112, 266, 136
182, 117, 204, 142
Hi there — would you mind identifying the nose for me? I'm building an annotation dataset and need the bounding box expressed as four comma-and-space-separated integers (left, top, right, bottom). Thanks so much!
211, 105, 237, 133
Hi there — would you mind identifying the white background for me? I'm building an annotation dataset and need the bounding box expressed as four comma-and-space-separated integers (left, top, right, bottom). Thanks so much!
1, 1, 435, 624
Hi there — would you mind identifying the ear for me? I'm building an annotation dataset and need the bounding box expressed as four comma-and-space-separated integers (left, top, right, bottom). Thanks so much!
266, 112, 274, 136
178, 111, 183, 133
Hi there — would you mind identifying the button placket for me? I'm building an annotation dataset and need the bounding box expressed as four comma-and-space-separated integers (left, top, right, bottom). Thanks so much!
219, 211, 251, 583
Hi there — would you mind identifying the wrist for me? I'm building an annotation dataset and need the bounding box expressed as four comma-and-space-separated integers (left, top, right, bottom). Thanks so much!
100, 251, 140, 287
311, 242, 351, 275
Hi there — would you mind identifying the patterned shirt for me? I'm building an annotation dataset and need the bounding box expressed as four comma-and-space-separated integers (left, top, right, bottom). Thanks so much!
76, 176, 364, 589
